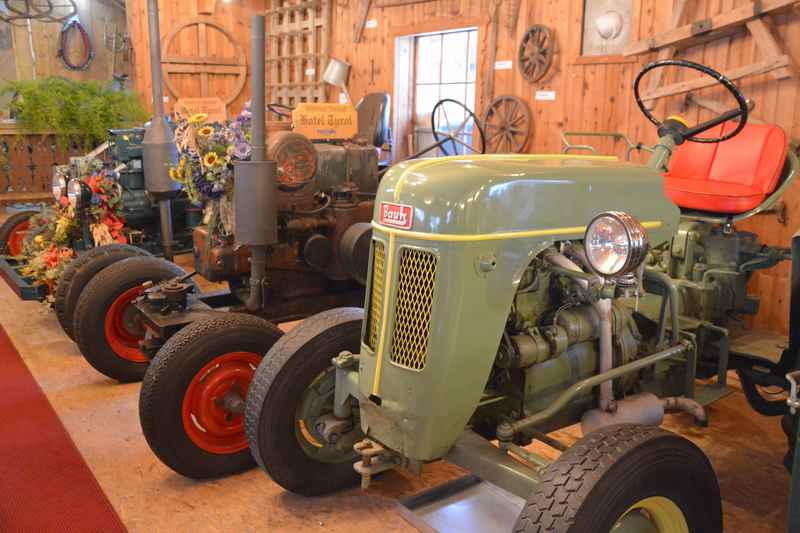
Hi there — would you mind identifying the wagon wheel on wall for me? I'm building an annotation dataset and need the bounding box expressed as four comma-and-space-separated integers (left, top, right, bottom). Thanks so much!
161, 18, 247, 108
518, 25, 554, 83
482, 95, 531, 153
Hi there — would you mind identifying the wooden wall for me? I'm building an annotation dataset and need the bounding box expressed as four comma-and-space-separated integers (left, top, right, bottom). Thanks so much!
4, 0, 131, 86
126, 0, 268, 116
128, 0, 800, 334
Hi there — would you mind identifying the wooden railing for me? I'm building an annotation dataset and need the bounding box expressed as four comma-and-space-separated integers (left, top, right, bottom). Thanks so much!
0, 123, 85, 206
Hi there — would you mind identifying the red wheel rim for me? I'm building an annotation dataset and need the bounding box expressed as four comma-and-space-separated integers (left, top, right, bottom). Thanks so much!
103, 286, 147, 363
182, 352, 262, 454
6, 220, 30, 256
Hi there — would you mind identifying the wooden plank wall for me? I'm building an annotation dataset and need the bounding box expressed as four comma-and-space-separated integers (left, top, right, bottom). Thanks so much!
128, 0, 800, 334
6, 0, 131, 86
126, 0, 268, 116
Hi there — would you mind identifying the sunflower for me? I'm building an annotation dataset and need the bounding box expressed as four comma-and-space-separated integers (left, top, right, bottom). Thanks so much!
203, 152, 220, 167
198, 126, 214, 137
188, 113, 208, 125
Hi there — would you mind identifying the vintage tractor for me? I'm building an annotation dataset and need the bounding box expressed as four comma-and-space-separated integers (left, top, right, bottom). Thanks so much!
0, 126, 197, 322
64, 15, 394, 480
244, 59, 800, 532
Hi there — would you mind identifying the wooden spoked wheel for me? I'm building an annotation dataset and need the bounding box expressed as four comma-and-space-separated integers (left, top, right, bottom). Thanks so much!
483, 95, 531, 153
518, 25, 554, 83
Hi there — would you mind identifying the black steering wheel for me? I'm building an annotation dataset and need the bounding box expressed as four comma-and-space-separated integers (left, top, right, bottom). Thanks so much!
633, 59, 749, 144
267, 103, 294, 119
431, 99, 486, 155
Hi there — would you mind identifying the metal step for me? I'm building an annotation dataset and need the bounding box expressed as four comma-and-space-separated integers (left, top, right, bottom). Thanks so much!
397, 475, 525, 533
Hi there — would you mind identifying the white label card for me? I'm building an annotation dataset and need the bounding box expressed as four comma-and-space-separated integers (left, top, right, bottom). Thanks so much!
535, 90, 556, 101
305, 68, 315, 76
494, 60, 512, 70
365, 19, 378, 28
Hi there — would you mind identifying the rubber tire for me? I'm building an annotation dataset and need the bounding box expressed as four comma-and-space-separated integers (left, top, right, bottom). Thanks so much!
0, 210, 38, 254
140, 313, 283, 479
245, 307, 363, 496
54, 244, 151, 340
74, 256, 187, 382
513, 424, 722, 533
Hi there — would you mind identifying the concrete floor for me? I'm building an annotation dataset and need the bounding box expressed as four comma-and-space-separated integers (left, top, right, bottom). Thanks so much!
0, 248, 793, 531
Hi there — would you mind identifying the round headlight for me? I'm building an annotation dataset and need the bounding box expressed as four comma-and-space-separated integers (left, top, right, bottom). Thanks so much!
584, 211, 649, 277
52, 174, 67, 201
67, 179, 84, 207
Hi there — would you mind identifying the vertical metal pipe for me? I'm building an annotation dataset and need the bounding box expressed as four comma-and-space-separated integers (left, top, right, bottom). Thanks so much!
147, 0, 165, 117
158, 199, 174, 261
251, 15, 266, 161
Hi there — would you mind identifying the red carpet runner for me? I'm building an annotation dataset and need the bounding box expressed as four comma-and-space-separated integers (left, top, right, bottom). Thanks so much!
0, 325, 126, 533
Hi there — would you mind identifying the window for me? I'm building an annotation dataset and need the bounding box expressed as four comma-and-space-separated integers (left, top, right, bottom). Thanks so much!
412, 29, 477, 156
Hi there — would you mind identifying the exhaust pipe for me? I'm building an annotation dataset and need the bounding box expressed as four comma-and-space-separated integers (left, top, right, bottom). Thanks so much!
234, 15, 277, 311
142, 0, 180, 260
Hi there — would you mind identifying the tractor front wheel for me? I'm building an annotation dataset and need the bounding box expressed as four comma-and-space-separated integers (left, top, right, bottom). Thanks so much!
245, 307, 364, 496
0, 210, 38, 256
73, 256, 188, 382
54, 244, 151, 340
139, 313, 283, 479
513, 424, 722, 533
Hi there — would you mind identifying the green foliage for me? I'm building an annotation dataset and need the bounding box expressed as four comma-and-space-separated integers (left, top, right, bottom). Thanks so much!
1, 77, 147, 149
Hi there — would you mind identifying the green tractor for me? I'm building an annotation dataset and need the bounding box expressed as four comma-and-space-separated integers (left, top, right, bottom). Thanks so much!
244, 59, 798, 532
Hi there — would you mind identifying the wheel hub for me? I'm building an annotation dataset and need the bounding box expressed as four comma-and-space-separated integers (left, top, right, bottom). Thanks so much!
182, 351, 261, 454
103, 286, 148, 363
6, 220, 30, 256
613, 496, 689, 533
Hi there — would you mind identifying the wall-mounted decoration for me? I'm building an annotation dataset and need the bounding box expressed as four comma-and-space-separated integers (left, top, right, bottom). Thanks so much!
267, 0, 332, 107
581, 0, 633, 56
482, 95, 530, 153
518, 25, 553, 83
161, 18, 247, 109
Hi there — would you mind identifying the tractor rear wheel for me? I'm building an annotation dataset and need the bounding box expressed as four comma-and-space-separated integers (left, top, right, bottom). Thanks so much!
140, 313, 283, 479
54, 244, 151, 340
513, 424, 722, 533
245, 307, 364, 496
74, 256, 187, 382
0, 210, 38, 256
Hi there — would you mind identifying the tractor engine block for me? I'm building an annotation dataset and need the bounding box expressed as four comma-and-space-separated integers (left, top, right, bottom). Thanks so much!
484, 262, 642, 436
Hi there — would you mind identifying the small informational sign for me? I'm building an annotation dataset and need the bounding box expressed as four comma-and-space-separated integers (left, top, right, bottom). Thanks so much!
494, 60, 512, 70
365, 19, 378, 29
535, 90, 557, 101
293, 102, 358, 140
175, 97, 227, 122
305, 67, 316, 77
379, 202, 413, 230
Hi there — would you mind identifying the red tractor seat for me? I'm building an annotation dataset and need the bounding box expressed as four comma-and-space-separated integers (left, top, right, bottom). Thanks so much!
663, 121, 788, 214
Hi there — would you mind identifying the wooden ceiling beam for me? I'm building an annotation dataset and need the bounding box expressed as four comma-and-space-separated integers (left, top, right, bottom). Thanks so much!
624, 0, 799, 56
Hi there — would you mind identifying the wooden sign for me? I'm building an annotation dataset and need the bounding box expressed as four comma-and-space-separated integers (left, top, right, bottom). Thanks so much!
293, 103, 358, 140
175, 97, 227, 122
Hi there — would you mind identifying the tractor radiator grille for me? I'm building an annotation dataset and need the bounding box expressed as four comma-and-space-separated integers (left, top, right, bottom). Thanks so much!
389, 247, 437, 370
365, 240, 385, 350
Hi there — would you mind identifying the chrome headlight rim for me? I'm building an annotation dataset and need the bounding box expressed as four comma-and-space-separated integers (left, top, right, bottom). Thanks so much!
67, 178, 86, 207
52, 174, 67, 202
584, 210, 649, 278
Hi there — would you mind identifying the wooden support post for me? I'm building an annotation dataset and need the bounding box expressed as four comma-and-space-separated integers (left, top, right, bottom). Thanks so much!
746, 17, 794, 79
642, 0, 689, 110
353, 0, 372, 43
481, 0, 502, 114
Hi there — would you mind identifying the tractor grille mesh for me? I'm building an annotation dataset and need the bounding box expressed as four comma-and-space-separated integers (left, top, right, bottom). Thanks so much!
389, 247, 437, 370
365, 240, 385, 350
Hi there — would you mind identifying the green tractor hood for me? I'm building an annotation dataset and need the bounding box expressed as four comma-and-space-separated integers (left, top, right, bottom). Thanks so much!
374, 154, 679, 244
357, 154, 681, 462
